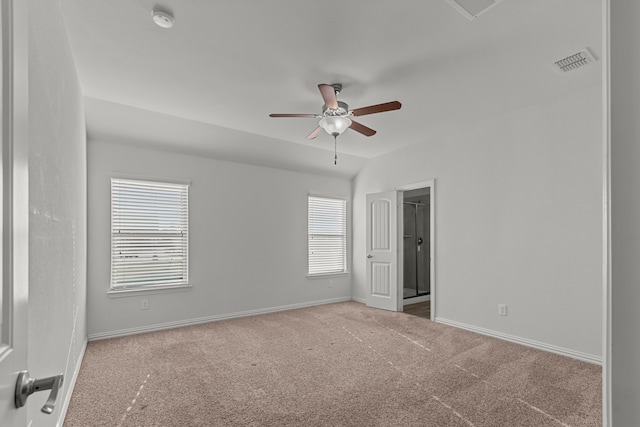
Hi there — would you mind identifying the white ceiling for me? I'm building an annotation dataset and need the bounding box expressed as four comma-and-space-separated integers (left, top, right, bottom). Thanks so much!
60, 0, 602, 178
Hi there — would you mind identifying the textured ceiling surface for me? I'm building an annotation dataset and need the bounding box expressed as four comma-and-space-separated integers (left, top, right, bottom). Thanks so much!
61, 0, 602, 178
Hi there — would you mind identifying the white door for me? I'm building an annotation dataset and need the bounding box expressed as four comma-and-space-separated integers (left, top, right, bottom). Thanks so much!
0, 0, 29, 424
365, 191, 399, 311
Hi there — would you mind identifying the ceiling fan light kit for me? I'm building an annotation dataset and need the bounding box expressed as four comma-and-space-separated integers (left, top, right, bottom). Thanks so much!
319, 116, 352, 137
269, 83, 401, 165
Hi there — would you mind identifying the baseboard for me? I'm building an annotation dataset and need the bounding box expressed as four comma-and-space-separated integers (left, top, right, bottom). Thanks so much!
435, 317, 602, 365
403, 295, 430, 305
57, 338, 87, 427
352, 295, 431, 306
88, 296, 352, 341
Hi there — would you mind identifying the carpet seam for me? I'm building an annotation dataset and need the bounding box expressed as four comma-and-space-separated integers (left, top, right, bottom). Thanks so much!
116, 373, 151, 427
363, 316, 579, 427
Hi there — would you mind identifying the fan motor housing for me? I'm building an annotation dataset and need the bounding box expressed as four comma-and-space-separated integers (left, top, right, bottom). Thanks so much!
322, 101, 349, 117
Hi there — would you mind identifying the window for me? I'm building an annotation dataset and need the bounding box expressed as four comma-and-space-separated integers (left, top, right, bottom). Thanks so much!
111, 178, 189, 291
308, 195, 347, 275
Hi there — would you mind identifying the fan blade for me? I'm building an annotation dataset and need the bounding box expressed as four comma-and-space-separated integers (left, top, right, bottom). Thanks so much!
349, 120, 377, 137
318, 84, 338, 109
306, 126, 323, 140
352, 101, 402, 117
269, 113, 317, 118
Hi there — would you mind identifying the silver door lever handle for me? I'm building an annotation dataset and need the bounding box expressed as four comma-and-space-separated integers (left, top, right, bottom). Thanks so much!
367, 255, 373, 258
15, 371, 64, 414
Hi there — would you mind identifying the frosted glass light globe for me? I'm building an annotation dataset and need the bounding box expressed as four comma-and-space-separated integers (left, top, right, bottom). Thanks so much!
319, 116, 352, 136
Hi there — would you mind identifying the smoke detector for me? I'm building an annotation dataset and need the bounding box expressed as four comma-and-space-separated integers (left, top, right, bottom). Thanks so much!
446, 0, 504, 21
552, 48, 597, 73
152, 9, 175, 29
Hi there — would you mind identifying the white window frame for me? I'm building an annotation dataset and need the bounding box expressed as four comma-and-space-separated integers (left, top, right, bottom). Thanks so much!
109, 177, 190, 295
308, 195, 348, 277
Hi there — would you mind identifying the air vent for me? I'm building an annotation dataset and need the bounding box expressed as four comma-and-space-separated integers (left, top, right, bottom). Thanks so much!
553, 48, 597, 73
446, 0, 504, 21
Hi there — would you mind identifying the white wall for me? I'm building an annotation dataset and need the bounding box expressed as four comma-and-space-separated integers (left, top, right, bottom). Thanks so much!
87, 140, 351, 338
28, 0, 87, 425
610, 2, 640, 424
353, 85, 603, 360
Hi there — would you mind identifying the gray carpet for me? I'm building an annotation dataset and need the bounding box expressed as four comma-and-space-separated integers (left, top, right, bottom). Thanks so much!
64, 301, 601, 426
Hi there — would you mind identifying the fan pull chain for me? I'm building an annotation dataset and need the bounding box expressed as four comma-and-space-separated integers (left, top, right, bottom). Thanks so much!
334, 135, 337, 165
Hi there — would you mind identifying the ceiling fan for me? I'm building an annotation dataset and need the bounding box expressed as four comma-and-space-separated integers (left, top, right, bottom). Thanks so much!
269, 83, 402, 164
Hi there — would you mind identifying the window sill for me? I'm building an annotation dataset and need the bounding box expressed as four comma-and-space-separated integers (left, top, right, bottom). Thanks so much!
306, 272, 350, 280
107, 284, 192, 298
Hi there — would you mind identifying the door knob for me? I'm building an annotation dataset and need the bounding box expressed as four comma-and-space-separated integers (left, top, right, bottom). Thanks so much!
367, 255, 373, 258
15, 371, 64, 414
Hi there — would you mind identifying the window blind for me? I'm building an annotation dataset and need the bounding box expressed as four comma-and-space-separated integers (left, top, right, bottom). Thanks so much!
111, 178, 189, 289
308, 196, 347, 275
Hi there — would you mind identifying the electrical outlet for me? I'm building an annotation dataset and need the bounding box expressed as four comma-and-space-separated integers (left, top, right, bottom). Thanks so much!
329, 279, 334, 288
498, 304, 507, 316
141, 299, 149, 310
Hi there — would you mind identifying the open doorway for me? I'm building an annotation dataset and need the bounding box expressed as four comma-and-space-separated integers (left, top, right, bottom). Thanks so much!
398, 183, 434, 320
403, 189, 430, 299
365, 181, 435, 318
